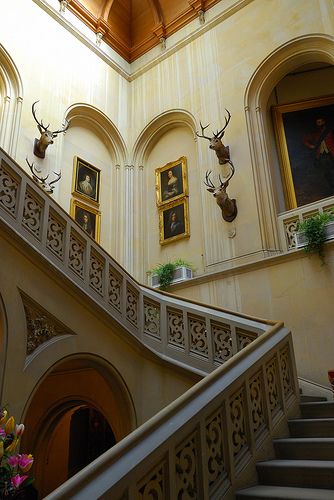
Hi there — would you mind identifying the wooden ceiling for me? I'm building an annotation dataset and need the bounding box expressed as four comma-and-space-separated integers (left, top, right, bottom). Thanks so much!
67, 0, 220, 62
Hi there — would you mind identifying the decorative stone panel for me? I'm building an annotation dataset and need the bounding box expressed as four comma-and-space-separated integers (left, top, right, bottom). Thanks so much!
167, 308, 185, 349
144, 298, 160, 339
47, 209, 66, 260
0, 160, 19, 217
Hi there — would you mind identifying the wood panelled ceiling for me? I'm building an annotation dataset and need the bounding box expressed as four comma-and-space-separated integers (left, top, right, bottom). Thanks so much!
67, 0, 220, 62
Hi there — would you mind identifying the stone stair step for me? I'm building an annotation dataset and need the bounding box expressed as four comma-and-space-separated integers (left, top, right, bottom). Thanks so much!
289, 418, 334, 437
300, 401, 334, 419
236, 485, 334, 499
256, 459, 334, 489
301, 395, 328, 403
273, 437, 334, 460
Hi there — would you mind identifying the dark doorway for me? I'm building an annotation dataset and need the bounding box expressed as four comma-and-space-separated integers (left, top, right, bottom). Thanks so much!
68, 407, 116, 478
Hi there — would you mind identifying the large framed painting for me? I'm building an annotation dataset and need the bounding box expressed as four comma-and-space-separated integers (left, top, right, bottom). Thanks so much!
155, 156, 188, 206
72, 157, 101, 205
272, 95, 334, 209
159, 199, 190, 245
70, 199, 101, 242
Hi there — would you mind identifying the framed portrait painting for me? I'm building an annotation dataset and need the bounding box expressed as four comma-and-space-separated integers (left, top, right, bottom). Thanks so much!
159, 199, 190, 245
70, 199, 101, 242
72, 157, 101, 205
272, 95, 334, 209
155, 156, 188, 206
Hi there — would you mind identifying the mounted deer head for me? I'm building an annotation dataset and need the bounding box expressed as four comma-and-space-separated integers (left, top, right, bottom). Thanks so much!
32, 101, 69, 158
204, 163, 237, 222
26, 158, 61, 194
196, 109, 231, 165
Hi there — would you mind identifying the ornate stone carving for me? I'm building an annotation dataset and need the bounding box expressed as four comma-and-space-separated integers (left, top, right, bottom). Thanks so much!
283, 217, 299, 250
167, 308, 185, 348
144, 299, 160, 338
229, 388, 248, 460
126, 285, 138, 326
206, 409, 228, 491
0, 161, 19, 217
249, 371, 266, 436
137, 461, 166, 499
89, 251, 104, 296
266, 357, 281, 417
47, 209, 65, 260
69, 230, 85, 278
280, 345, 294, 399
189, 315, 208, 357
212, 322, 232, 363
22, 294, 75, 355
108, 266, 122, 312
175, 433, 198, 498
236, 328, 257, 351
22, 188, 43, 239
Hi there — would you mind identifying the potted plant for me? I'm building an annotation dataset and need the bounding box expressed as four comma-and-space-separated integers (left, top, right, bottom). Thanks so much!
148, 259, 194, 290
296, 210, 334, 264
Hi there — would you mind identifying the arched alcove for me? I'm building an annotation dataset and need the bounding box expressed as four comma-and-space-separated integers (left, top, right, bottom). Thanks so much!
21, 354, 136, 498
60, 104, 128, 263
131, 110, 205, 280
244, 34, 334, 252
0, 44, 23, 157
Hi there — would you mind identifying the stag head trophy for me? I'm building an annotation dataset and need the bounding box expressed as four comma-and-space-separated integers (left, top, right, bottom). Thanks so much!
196, 109, 231, 165
26, 158, 61, 194
197, 109, 237, 222
32, 101, 69, 158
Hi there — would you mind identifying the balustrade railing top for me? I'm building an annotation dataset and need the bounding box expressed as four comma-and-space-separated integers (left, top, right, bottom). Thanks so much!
0, 148, 273, 373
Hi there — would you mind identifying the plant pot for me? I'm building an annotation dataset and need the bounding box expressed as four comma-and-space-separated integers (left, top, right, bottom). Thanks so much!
295, 221, 334, 248
150, 266, 193, 288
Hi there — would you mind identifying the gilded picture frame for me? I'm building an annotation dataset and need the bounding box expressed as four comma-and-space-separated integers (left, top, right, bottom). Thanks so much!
159, 198, 190, 245
70, 199, 101, 242
155, 156, 188, 207
272, 95, 334, 209
72, 156, 101, 206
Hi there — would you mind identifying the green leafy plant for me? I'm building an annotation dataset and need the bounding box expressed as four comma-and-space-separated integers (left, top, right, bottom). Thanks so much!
149, 259, 194, 291
297, 211, 334, 264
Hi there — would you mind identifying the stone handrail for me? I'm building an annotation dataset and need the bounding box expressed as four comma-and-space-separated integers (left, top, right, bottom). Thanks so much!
0, 148, 272, 373
45, 322, 299, 499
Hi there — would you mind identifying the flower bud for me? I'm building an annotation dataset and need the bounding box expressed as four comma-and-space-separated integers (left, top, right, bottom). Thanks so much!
0, 409, 8, 425
15, 424, 25, 437
5, 438, 18, 453
5, 416, 15, 435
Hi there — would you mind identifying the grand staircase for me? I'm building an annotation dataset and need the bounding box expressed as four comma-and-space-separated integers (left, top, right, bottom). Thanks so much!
237, 397, 334, 499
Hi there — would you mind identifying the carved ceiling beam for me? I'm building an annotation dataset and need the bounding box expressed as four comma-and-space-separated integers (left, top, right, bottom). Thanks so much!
188, 0, 205, 13
147, 0, 164, 26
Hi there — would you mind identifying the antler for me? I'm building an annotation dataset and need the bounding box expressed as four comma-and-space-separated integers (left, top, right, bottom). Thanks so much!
48, 171, 62, 186
196, 121, 212, 141
204, 170, 216, 189
52, 119, 70, 137
32, 101, 50, 132
26, 158, 49, 184
218, 161, 235, 186
214, 109, 231, 139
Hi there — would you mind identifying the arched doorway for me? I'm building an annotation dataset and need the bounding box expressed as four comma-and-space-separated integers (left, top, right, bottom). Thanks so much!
21, 355, 136, 498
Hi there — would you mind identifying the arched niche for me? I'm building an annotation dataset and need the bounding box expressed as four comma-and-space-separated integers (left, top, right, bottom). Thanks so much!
21, 354, 136, 498
244, 34, 334, 252
60, 104, 128, 262
0, 44, 23, 158
131, 109, 204, 281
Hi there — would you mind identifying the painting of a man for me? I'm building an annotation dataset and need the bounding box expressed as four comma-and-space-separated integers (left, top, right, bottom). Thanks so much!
163, 204, 186, 241
276, 98, 334, 207
79, 174, 95, 197
303, 114, 334, 194
80, 212, 94, 238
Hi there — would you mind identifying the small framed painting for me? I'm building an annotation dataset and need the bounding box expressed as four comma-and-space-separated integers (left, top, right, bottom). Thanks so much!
159, 199, 190, 245
70, 199, 101, 242
155, 156, 188, 206
72, 157, 101, 205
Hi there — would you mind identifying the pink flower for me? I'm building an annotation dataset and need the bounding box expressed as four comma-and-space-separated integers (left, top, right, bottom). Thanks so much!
15, 424, 25, 437
0, 427, 6, 437
10, 474, 28, 489
7, 454, 20, 467
18, 454, 34, 472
